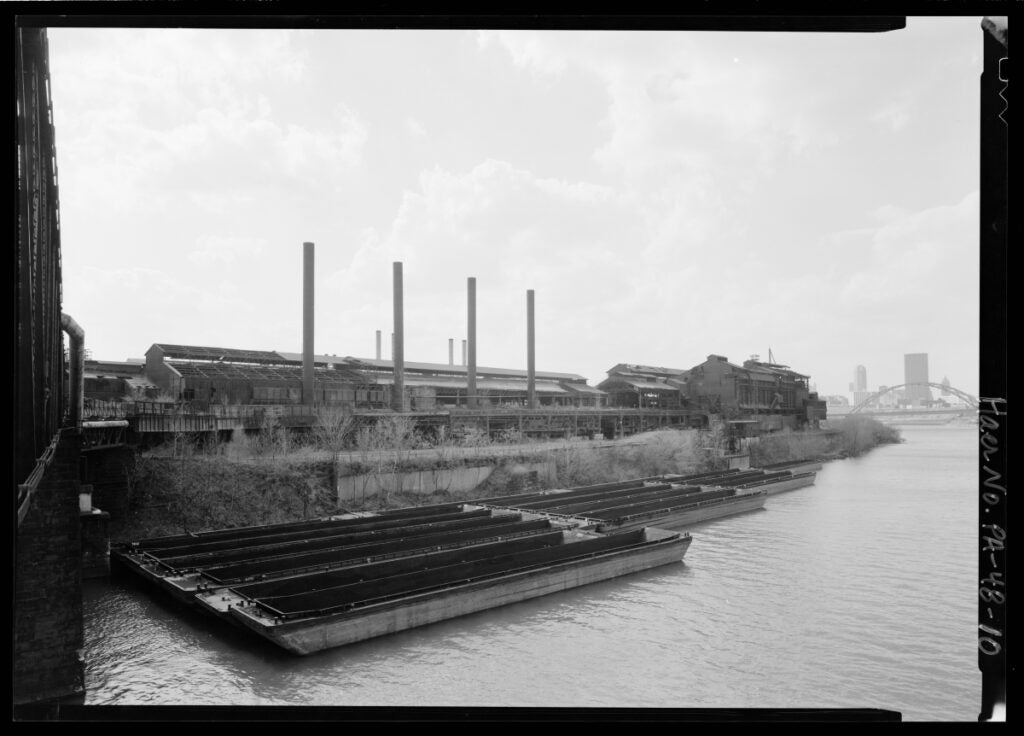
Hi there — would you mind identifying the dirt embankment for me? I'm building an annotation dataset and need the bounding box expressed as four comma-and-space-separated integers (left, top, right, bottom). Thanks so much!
115, 418, 899, 542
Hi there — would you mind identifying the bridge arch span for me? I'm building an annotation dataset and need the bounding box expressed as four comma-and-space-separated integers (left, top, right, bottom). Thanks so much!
850, 382, 978, 413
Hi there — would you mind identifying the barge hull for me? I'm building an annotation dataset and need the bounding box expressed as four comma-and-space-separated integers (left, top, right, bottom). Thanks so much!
759, 475, 816, 495
599, 492, 767, 534
223, 530, 690, 655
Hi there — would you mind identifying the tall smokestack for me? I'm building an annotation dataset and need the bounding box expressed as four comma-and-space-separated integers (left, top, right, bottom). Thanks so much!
376, 330, 381, 360
527, 289, 536, 409
462, 340, 467, 366
302, 241, 314, 405
467, 277, 477, 408
392, 262, 405, 412
449, 338, 454, 366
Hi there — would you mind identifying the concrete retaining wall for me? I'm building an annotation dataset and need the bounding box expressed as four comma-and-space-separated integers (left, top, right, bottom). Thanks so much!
336, 461, 556, 504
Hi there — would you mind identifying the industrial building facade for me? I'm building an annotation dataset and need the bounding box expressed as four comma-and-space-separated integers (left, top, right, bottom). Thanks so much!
141, 343, 605, 411
598, 364, 689, 409
83, 360, 160, 401
85, 343, 825, 435
683, 355, 826, 429
144, 344, 386, 407
600, 355, 826, 431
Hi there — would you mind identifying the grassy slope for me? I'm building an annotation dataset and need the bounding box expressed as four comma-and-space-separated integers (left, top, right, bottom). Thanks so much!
116, 418, 899, 541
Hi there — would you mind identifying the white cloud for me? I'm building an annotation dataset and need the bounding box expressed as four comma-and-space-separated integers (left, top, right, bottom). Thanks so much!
49, 29, 364, 217
832, 191, 980, 388
187, 235, 267, 266
476, 30, 568, 76
868, 203, 912, 224
480, 30, 837, 184
870, 102, 912, 132
405, 117, 428, 140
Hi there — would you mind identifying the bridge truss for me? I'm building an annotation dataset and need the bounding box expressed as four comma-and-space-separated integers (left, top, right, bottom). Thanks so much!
849, 382, 978, 413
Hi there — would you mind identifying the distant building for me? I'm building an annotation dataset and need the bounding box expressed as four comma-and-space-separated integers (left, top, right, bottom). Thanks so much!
340, 356, 605, 409
599, 355, 825, 431
681, 355, 825, 430
852, 391, 873, 409
903, 353, 932, 405
144, 344, 384, 407
941, 376, 951, 396
597, 364, 689, 409
142, 343, 605, 409
854, 365, 867, 393
877, 385, 898, 408
83, 359, 160, 402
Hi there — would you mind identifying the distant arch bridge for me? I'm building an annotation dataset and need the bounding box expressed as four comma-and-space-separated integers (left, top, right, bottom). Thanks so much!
850, 382, 978, 414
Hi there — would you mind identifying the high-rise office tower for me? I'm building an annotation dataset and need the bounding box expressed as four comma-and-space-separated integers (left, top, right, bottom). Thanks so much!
854, 365, 867, 392
904, 353, 932, 405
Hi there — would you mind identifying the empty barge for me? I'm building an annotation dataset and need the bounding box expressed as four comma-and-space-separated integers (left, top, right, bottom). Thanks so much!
758, 459, 825, 476
475, 466, 817, 533
113, 502, 690, 655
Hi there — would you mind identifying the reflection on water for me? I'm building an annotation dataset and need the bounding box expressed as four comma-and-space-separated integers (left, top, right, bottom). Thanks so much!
84, 426, 980, 719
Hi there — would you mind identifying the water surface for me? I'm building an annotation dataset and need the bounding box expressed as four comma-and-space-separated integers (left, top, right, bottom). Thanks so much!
84, 426, 981, 719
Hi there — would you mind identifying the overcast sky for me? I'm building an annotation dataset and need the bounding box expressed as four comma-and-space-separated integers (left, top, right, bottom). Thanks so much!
48, 18, 982, 398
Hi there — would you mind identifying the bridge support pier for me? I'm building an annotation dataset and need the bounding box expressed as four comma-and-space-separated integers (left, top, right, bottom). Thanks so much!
79, 486, 111, 579
14, 428, 85, 705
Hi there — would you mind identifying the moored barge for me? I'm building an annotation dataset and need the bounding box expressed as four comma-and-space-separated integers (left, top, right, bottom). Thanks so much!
758, 459, 825, 475
475, 470, 786, 534
114, 503, 691, 655
200, 525, 688, 654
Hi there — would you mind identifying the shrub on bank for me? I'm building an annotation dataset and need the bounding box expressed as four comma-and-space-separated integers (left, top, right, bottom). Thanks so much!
835, 415, 902, 457
118, 452, 337, 542
747, 417, 900, 466
748, 430, 833, 467
549, 429, 717, 487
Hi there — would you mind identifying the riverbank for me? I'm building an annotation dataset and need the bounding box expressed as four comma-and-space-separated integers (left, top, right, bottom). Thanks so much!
747, 415, 902, 466
111, 416, 900, 543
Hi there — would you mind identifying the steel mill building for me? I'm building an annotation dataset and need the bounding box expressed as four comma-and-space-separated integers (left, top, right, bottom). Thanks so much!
121, 343, 825, 432
600, 355, 827, 432
142, 343, 606, 411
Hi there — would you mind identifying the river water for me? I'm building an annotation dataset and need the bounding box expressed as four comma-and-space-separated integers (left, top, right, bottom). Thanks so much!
82, 425, 981, 720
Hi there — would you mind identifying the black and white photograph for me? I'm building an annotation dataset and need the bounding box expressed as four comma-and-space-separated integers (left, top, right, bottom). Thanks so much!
14, 10, 1006, 723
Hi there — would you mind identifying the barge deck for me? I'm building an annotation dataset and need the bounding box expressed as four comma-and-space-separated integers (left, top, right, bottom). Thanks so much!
114, 504, 690, 655
200, 525, 688, 654
475, 466, 816, 532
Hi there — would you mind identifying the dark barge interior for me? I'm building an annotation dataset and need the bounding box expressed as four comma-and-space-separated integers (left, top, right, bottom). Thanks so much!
233, 527, 663, 620
473, 467, 793, 525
